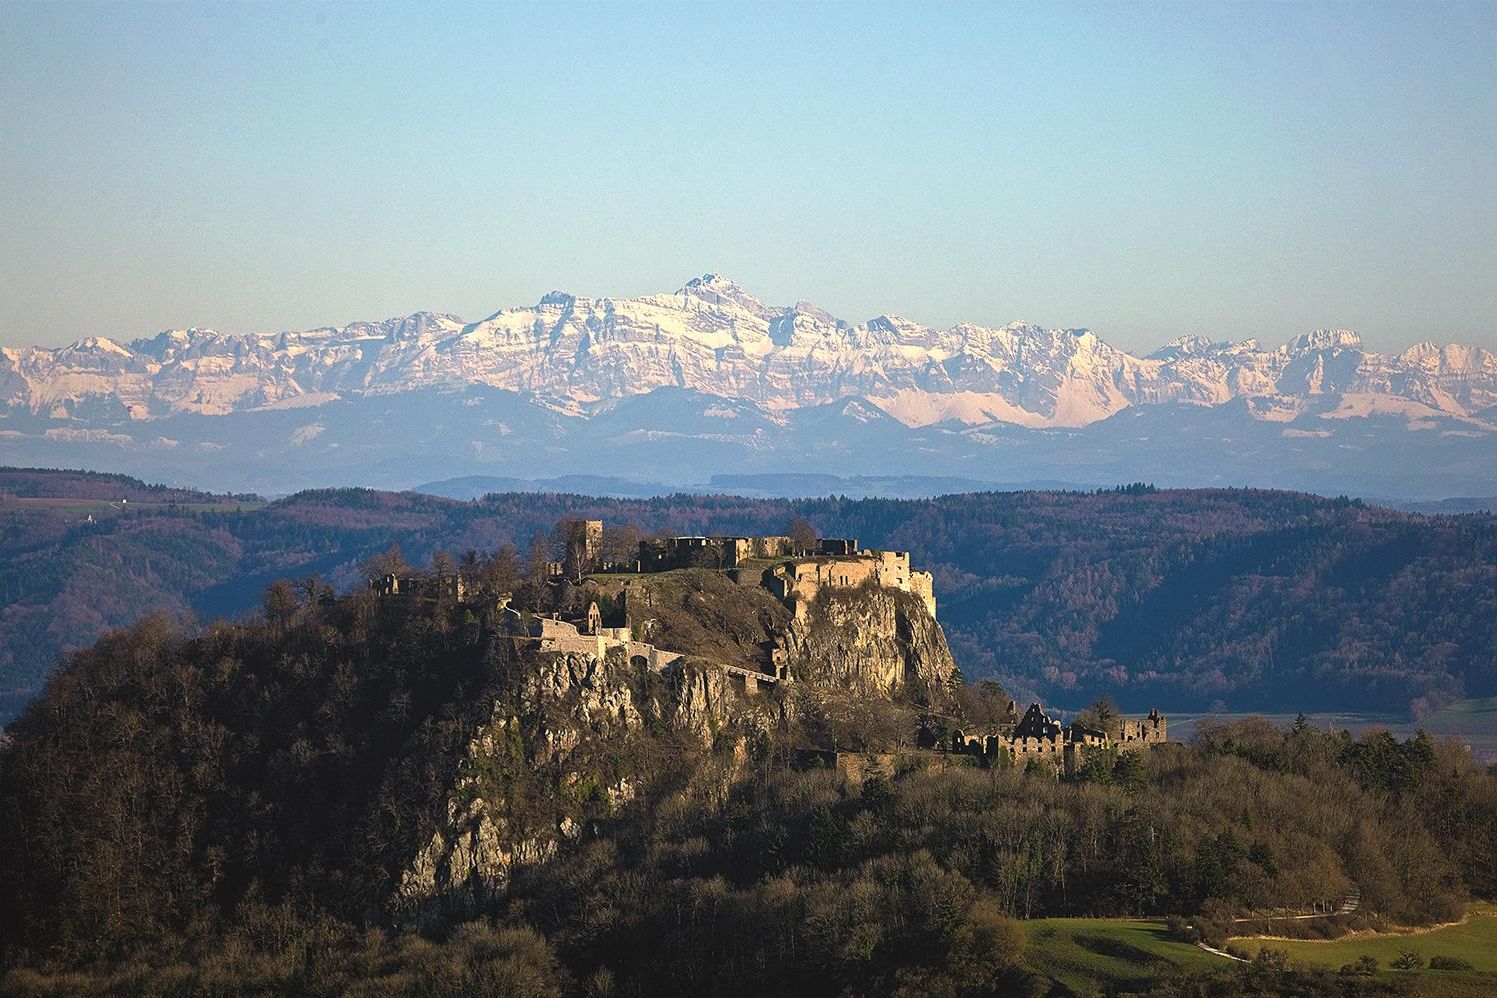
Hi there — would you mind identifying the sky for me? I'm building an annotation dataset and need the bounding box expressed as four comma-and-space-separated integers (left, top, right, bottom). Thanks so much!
2, 1, 1495, 354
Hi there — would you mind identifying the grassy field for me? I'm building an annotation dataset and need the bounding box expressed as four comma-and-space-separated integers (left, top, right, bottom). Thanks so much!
1416, 698, 1497, 759
1233, 910, 1497, 996
1236, 912, 1497, 972
1022, 913, 1497, 994
1021, 918, 1223, 992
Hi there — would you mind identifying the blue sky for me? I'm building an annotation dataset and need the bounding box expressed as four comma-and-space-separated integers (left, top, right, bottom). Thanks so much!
2, 1, 1494, 352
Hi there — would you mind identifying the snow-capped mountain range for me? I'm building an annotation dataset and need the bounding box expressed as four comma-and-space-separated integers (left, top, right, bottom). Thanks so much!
2, 274, 1496, 497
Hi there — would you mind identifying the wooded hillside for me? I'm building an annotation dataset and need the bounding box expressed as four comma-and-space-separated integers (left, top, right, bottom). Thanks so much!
2, 589, 1494, 996
3, 474, 1495, 723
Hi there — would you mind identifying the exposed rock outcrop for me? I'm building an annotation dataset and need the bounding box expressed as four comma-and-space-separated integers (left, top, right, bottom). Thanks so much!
392, 642, 775, 922
393, 647, 639, 921
391, 569, 955, 923
783, 586, 956, 702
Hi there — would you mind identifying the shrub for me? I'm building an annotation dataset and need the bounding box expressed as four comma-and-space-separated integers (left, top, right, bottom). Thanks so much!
1428, 955, 1472, 971
1390, 949, 1425, 971
1164, 915, 1200, 944
1192, 916, 1229, 948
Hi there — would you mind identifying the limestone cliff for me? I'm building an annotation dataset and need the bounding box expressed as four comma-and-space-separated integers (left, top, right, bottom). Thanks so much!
783, 586, 957, 702
392, 578, 954, 922
393, 646, 635, 920
392, 643, 768, 922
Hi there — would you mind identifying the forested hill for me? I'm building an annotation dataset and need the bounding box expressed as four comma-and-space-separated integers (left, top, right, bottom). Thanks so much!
0, 466, 255, 503
3, 475, 1496, 722
3, 576, 1494, 995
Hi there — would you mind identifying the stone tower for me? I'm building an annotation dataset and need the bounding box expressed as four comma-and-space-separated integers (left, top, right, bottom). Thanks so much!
584, 520, 603, 566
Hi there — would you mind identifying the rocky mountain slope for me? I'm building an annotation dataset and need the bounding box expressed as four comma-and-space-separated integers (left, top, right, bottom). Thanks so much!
0, 561, 956, 947
3, 275, 1495, 497
6, 274, 1495, 428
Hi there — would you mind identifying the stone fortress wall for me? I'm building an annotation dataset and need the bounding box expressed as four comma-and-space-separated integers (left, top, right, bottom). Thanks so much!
1119, 710, 1168, 747
953, 702, 1167, 777
510, 605, 783, 693
521, 525, 940, 620
638, 531, 936, 619
640, 534, 801, 571
761, 547, 936, 619
369, 529, 935, 694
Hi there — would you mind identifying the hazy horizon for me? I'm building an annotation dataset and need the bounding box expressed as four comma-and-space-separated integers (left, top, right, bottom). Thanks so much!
4, 2, 1496, 353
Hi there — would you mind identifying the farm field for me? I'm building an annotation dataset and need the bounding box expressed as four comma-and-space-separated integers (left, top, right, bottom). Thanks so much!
1021, 913, 1497, 995
1415, 698, 1497, 760
1021, 918, 1223, 992
1236, 910, 1497, 995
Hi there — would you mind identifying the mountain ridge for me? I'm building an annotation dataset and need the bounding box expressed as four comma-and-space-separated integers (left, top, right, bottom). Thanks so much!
5, 275, 1497, 498
5, 273, 1495, 430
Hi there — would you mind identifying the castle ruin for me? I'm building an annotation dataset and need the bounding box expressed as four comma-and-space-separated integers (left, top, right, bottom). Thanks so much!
367, 526, 1166, 765
952, 702, 1167, 777
762, 546, 936, 619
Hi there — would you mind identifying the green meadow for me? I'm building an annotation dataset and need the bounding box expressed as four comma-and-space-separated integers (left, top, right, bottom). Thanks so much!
1021, 918, 1223, 992
1234, 910, 1497, 996
1236, 912, 1497, 971
1022, 912, 1497, 994
1416, 698, 1497, 759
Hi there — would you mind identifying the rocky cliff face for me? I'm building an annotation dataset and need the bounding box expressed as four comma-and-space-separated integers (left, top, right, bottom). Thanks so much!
783, 586, 957, 703
394, 648, 633, 920
392, 643, 769, 922
393, 579, 955, 921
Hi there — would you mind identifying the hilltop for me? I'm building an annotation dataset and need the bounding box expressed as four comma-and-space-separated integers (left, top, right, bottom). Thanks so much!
3, 473, 1496, 726
0, 465, 255, 503
2, 542, 1494, 996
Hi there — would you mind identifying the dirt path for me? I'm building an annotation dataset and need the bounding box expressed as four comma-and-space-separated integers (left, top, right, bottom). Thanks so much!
1196, 941, 1248, 962
1237, 913, 1472, 944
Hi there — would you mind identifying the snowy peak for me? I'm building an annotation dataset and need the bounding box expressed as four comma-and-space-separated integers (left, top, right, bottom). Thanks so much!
70, 336, 133, 356
676, 273, 776, 318
4, 276, 1495, 433
789, 300, 847, 329
1287, 329, 1363, 354
1149, 335, 1236, 359
679, 273, 740, 294
1398, 341, 1495, 373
